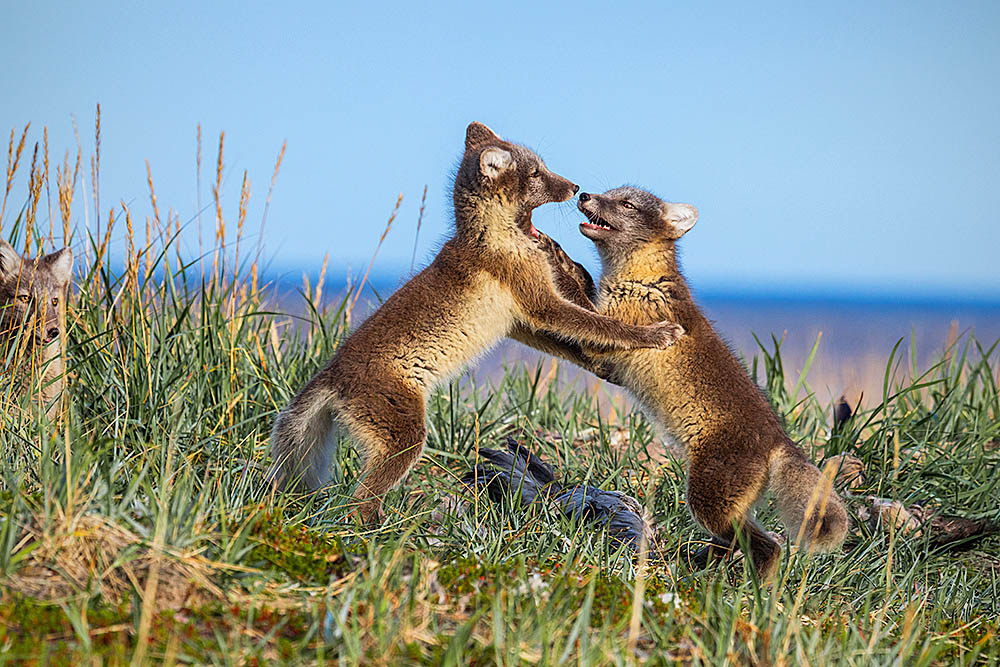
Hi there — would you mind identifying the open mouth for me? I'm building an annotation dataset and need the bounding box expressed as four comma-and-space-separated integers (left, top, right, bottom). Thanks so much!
520, 210, 541, 238
580, 209, 615, 232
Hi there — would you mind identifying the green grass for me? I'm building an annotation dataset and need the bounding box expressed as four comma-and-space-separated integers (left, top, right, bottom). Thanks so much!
0, 122, 998, 664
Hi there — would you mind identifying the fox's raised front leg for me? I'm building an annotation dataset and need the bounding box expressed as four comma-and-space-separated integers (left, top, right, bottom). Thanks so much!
521, 289, 683, 351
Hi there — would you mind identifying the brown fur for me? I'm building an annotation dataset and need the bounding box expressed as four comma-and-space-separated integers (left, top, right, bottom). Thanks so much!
531, 186, 848, 578
0, 240, 73, 420
268, 126, 682, 522
509, 232, 600, 367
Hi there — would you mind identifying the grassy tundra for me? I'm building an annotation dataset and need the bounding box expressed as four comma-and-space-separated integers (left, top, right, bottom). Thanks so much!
0, 119, 997, 664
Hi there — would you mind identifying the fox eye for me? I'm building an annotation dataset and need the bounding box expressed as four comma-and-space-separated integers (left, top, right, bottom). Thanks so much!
621, 201, 637, 210
17, 295, 29, 304
51, 297, 58, 307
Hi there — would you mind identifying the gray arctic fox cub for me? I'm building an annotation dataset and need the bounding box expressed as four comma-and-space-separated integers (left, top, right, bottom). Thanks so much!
0, 239, 73, 419
268, 124, 683, 522
532, 186, 849, 578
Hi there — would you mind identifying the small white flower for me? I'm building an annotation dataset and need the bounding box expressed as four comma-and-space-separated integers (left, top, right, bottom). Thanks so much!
516, 572, 549, 597
658, 591, 679, 607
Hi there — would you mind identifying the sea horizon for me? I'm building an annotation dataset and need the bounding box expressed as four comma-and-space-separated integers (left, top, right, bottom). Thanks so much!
261, 263, 1000, 308
257, 267, 1000, 410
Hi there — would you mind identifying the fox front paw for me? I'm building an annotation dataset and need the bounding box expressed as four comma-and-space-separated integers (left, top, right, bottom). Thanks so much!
652, 321, 684, 348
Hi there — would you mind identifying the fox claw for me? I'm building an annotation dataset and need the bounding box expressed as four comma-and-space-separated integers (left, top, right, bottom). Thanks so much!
655, 321, 684, 348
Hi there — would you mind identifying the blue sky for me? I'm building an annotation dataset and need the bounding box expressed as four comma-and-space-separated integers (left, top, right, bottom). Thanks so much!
4, 1, 999, 298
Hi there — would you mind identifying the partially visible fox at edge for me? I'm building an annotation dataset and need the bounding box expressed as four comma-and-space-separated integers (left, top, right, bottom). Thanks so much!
268, 124, 683, 522
535, 186, 848, 578
0, 239, 73, 420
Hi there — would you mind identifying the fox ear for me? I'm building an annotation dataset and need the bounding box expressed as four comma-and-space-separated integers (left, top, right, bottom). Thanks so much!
663, 203, 698, 237
479, 147, 513, 179
466, 122, 501, 150
0, 240, 22, 279
43, 247, 74, 285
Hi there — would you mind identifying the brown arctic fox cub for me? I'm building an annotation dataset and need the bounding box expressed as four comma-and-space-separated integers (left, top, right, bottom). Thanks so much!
0, 239, 73, 419
268, 125, 682, 522
542, 186, 848, 578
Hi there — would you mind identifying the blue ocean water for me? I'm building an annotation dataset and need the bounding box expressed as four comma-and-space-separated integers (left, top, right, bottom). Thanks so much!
268, 270, 999, 404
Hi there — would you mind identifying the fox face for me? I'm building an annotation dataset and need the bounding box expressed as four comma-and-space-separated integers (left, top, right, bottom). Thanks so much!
455, 122, 578, 237
0, 240, 73, 351
577, 186, 697, 268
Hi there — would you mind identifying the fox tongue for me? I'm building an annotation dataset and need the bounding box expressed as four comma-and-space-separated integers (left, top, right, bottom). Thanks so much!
526, 210, 539, 238
528, 211, 538, 239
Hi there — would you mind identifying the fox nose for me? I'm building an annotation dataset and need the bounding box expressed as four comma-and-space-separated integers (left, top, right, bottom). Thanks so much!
46, 327, 58, 341
571, 184, 579, 194
578, 192, 590, 202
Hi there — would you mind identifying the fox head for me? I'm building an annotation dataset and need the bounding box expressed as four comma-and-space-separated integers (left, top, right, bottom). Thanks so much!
577, 186, 697, 270
454, 122, 578, 238
0, 240, 73, 351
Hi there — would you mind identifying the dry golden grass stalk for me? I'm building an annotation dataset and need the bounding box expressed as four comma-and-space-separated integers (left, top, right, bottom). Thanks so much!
197, 123, 204, 283
122, 201, 137, 292
174, 210, 182, 267
132, 438, 177, 665
56, 143, 81, 244
1, 122, 31, 227
93, 104, 101, 221
5, 513, 221, 611
43, 127, 53, 245
348, 193, 402, 319
145, 160, 162, 281
231, 169, 250, 300
411, 184, 428, 273
71, 115, 91, 266
25, 141, 41, 241
145, 215, 152, 279
91, 208, 115, 296
212, 131, 225, 284
255, 139, 286, 266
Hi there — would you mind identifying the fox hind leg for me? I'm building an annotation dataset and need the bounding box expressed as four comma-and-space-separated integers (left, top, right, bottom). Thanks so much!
685, 535, 736, 569
347, 389, 427, 524
686, 521, 780, 580
687, 460, 780, 579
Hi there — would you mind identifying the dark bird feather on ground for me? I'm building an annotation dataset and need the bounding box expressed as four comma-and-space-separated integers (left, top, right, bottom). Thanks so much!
460, 426, 997, 564
860, 498, 998, 550
553, 485, 652, 552
460, 437, 559, 506
832, 394, 854, 432
461, 437, 656, 553
822, 435, 998, 550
